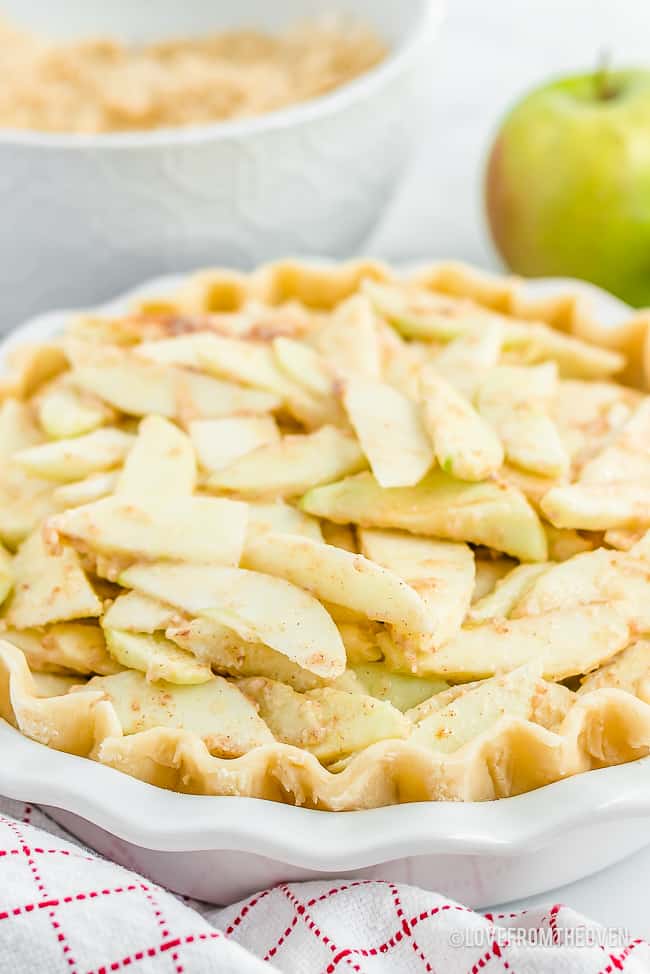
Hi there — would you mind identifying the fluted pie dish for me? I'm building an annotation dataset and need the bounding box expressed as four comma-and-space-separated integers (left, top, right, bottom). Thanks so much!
2, 258, 650, 840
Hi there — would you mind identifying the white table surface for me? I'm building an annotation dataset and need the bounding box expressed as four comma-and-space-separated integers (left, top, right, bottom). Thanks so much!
369, 0, 650, 938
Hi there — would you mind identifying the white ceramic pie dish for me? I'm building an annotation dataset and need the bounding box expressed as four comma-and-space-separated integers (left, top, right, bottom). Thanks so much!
0, 0, 443, 327
1, 270, 649, 909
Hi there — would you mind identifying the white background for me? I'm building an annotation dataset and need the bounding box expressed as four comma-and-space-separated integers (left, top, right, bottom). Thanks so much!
375, 0, 650, 937
370, 0, 650, 269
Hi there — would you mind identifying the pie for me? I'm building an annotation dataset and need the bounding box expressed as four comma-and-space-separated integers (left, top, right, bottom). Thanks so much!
2, 259, 650, 810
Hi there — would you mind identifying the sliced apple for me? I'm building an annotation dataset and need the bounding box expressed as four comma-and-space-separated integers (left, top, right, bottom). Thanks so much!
238, 677, 408, 762
579, 639, 650, 696
310, 294, 381, 378
47, 494, 248, 566
246, 501, 323, 541
419, 369, 503, 481
104, 628, 213, 684
341, 377, 433, 488
363, 280, 623, 379
243, 531, 431, 641
429, 318, 503, 399
468, 563, 551, 624
52, 472, 119, 509
167, 616, 323, 692
206, 425, 366, 498
543, 524, 596, 561
102, 590, 181, 633
116, 415, 196, 498
88, 670, 273, 756
36, 383, 112, 439
4, 530, 102, 629
272, 336, 334, 398
472, 557, 516, 602
189, 416, 279, 474
335, 663, 448, 712
70, 360, 279, 419
336, 621, 383, 663
2, 622, 120, 676
31, 672, 83, 697
477, 364, 569, 478
358, 529, 475, 653
541, 483, 650, 530
120, 562, 346, 679
301, 470, 547, 562
0, 342, 68, 400
14, 428, 134, 483
408, 667, 538, 754
511, 547, 650, 632
419, 604, 629, 681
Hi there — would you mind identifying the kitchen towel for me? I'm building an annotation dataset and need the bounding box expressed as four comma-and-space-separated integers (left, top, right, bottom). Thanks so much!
0, 797, 647, 973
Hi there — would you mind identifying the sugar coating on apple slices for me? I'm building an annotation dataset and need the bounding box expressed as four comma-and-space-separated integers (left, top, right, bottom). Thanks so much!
2, 258, 650, 809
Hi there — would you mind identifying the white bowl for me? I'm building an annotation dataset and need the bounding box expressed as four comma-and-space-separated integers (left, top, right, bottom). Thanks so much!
0, 0, 443, 328
2, 269, 649, 909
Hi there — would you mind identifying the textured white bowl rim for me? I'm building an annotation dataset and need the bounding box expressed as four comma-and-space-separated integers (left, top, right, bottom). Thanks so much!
0, 0, 445, 150
0, 263, 648, 871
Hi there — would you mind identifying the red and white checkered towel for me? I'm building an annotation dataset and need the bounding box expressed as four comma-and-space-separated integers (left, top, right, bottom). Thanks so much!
0, 797, 647, 974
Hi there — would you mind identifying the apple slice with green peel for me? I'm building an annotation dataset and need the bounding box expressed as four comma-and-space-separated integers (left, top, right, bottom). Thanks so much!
579, 638, 650, 696
167, 616, 324, 692
189, 416, 279, 475
52, 472, 118, 509
358, 529, 475, 658
103, 629, 213, 685
193, 333, 301, 397
419, 369, 503, 481
301, 470, 547, 562
362, 279, 482, 342
309, 294, 381, 378
408, 667, 538, 754
70, 360, 280, 419
272, 336, 335, 398
243, 531, 431, 641
14, 428, 135, 483
102, 590, 181, 633
47, 494, 248, 566
5, 530, 102, 629
88, 670, 273, 756
342, 377, 433, 488
36, 383, 112, 439
246, 501, 323, 541
468, 562, 551, 624
116, 415, 196, 499
238, 677, 409, 762
541, 483, 650, 530
363, 280, 624, 378
334, 663, 448, 712
206, 425, 366, 498
0, 544, 13, 608
120, 562, 346, 679
430, 319, 504, 400
418, 604, 629, 681
2, 623, 120, 676
477, 364, 569, 478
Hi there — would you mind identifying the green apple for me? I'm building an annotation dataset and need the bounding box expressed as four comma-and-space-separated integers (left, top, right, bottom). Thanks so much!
485, 70, 650, 306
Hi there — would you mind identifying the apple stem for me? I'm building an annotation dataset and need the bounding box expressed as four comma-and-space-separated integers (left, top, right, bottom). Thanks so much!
595, 48, 617, 100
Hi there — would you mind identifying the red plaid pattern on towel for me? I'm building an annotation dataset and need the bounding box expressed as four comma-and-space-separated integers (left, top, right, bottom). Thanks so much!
0, 797, 648, 974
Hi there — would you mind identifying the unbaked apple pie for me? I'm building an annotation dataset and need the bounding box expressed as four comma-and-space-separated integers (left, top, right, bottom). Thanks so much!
2, 260, 650, 809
